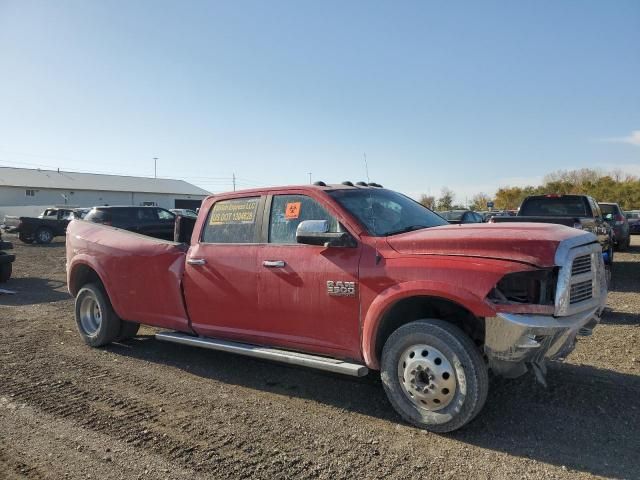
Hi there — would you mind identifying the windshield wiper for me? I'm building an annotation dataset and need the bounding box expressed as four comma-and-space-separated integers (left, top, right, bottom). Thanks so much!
385, 225, 429, 236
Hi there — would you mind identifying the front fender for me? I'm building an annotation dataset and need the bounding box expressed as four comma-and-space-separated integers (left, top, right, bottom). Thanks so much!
361, 280, 496, 369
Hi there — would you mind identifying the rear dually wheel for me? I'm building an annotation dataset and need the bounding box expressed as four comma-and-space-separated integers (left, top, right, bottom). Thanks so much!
75, 283, 120, 347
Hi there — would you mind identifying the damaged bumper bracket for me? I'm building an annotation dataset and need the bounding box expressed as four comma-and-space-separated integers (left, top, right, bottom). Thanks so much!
484, 307, 603, 378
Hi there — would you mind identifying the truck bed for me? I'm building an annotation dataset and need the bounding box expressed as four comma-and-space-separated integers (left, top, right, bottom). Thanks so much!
66, 220, 191, 331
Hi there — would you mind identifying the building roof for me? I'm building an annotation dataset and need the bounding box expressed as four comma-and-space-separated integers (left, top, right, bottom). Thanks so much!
0, 166, 210, 196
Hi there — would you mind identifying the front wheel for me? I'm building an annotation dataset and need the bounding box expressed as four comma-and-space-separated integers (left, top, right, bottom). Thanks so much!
381, 319, 488, 433
616, 236, 629, 252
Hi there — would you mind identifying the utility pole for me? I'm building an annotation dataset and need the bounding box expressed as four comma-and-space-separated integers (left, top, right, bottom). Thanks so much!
308, 172, 312, 184
153, 157, 158, 178
232, 173, 236, 191
363, 153, 370, 182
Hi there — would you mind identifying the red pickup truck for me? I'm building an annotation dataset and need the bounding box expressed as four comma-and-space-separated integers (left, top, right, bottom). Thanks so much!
66, 184, 608, 432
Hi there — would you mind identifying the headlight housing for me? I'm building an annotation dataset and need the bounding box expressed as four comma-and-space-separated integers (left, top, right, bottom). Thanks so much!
488, 269, 557, 305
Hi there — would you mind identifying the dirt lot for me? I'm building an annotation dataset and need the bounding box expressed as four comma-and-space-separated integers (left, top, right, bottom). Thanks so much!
1, 234, 638, 480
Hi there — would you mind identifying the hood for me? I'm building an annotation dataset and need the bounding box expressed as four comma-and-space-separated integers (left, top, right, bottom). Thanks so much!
386, 223, 595, 267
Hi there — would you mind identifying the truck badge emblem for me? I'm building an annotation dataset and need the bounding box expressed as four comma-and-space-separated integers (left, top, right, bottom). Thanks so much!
327, 281, 356, 297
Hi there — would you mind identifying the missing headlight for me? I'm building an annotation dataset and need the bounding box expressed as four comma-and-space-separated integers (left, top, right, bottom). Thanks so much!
489, 269, 557, 305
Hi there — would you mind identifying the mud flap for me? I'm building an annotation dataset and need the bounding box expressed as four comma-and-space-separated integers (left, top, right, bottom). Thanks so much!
531, 361, 548, 387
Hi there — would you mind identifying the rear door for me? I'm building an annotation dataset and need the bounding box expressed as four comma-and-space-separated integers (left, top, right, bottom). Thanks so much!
254, 193, 362, 359
183, 196, 264, 339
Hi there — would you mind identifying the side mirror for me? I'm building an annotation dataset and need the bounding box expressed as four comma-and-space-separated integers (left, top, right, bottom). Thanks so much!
296, 220, 355, 247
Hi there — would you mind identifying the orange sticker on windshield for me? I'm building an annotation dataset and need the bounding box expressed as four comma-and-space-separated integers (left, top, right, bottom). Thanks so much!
285, 202, 301, 219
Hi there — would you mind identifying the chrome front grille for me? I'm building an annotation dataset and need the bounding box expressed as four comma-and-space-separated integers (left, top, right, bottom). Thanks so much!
554, 238, 604, 316
570, 279, 593, 304
571, 254, 591, 276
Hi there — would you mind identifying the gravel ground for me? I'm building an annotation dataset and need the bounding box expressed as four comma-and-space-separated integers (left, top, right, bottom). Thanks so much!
0, 233, 638, 480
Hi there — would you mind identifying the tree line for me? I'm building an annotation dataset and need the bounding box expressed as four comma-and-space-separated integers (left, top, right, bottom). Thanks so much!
419, 168, 640, 211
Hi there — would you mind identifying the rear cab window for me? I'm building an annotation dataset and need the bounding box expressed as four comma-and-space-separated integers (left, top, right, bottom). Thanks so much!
520, 196, 588, 217
202, 197, 260, 244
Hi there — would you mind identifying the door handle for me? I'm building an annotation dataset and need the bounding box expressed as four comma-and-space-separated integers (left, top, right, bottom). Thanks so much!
187, 258, 206, 266
262, 260, 286, 268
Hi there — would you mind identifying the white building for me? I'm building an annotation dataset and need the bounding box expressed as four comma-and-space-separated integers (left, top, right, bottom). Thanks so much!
0, 166, 210, 218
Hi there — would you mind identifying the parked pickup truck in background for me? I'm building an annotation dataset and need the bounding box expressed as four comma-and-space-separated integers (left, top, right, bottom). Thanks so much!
3, 207, 75, 244
66, 183, 607, 432
0, 231, 15, 282
489, 194, 614, 265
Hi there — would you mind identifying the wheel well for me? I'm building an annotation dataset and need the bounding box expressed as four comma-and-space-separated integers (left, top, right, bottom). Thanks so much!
374, 296, 485, 363
69, 264, 104, 297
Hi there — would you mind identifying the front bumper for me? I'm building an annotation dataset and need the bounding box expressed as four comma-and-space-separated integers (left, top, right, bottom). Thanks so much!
0, 241, 14, 250
484, 306, 603, 377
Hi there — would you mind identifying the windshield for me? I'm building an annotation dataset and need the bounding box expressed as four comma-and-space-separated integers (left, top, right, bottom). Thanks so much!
520, 196, 588, 217
328, 189, 448, 236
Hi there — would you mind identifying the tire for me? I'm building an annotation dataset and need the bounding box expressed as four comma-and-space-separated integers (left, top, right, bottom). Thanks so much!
617, 236, 629, 252
0, 261, 11, 283
74, 283, 121, 347
117, 320, 140, 341
381, 319, 488, 433
35, 228, 54, 244
19, 233, 34, 244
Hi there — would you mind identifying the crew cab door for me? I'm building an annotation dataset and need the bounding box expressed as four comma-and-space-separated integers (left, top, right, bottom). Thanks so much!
182, 196, 264, 339
255, 193, 362, 359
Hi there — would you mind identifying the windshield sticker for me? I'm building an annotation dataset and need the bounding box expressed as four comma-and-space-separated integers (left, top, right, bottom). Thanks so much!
209, 198, 258, 225
285, 202, 301, 220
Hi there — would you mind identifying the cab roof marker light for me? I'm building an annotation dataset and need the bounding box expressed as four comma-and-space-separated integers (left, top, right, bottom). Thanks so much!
313, 181, 327, 187
341, 181, 354, 186
355, 181, 368, 186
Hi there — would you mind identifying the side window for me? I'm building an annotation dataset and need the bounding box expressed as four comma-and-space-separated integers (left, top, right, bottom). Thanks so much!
111, 209, 133, 224
158, 209, 175, 221
202, 197, 259, 244
269, 195, 339, 244
137, 208, 157, 223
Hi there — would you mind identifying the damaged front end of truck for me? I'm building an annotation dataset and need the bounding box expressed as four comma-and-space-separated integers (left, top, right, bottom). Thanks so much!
484, 234, 608, 383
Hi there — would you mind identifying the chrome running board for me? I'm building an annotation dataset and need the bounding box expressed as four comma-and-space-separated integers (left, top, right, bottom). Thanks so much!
155, 332, 369, 377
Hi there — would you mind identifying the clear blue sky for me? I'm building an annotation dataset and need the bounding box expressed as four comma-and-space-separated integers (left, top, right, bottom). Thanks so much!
1, 0, 638, 202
